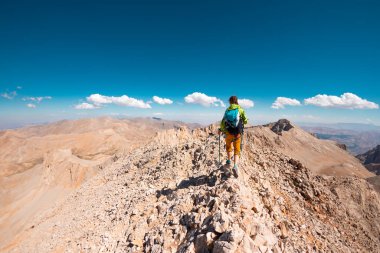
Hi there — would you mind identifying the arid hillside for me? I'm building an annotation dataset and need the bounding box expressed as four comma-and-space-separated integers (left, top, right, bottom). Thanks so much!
2, 119, 379, 253
260, 119, 373, 178
0, 117, 196, 249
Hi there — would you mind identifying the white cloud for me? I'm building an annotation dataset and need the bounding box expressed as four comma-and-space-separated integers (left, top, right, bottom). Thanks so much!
152, 96, 173, 105
23, 96, 52, 103
17, 86, 22, 90
271, 97, 301, 109
304, 93, 378, 109
26, 103, 36, 108
87, 94, 113, 105
86, 94, 151, 109
184, 92, 225, 107
239, 98, 254, 108
1, 91, 17, 99
111, 96, 152, 108
75, 102, 99, 110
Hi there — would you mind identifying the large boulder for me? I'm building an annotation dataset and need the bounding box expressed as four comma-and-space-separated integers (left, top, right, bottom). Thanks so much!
265, 119, 295, 135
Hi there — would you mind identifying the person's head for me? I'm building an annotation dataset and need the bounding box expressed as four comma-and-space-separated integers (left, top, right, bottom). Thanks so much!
229, 96, 238, 105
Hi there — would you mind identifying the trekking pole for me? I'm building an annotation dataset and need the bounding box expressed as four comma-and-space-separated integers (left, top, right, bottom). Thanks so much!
240, 128, 244, 157
218, 130, 221, 167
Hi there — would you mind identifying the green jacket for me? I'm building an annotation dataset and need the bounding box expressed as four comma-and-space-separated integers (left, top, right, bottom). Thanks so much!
220, 104, 248, 133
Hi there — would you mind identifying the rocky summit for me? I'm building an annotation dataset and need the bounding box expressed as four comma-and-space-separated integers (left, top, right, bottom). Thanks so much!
264, 119, 294, 135
2, 121, 380, 253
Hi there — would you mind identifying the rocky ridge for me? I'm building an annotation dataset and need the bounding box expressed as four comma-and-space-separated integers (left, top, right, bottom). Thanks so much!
4, 124, 380, 253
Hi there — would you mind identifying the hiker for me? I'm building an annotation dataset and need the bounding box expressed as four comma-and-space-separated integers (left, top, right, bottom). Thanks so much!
218, 96, 248, 178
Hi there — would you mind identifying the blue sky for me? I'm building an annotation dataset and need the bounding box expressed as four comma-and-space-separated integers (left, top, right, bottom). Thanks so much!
0, 0, 379, 128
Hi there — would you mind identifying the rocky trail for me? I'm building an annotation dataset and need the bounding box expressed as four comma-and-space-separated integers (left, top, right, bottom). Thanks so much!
4, 124, 380, 253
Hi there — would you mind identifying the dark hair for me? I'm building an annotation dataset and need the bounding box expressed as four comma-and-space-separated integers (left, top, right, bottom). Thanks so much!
229, 96, 238, 105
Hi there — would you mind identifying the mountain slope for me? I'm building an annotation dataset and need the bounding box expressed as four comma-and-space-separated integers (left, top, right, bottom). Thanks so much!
0, 117, 194, 248
4, 122, 380, 252
257, 120, 372, 178
357, 145, 380, 175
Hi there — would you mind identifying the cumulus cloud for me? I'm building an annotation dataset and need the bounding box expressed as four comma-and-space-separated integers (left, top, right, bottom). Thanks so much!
152, 96, 173, 105
239, 98, 254, 108
271, 97, 301, 109
26, 103, 36, 108
86, 94, 151, 109
75, 102, 99, 110
184, 92, 225, 107
23, 96, 52, 103
87, 94, 112, 105
111, 96, 152, 108
304, 93, 378, 109
1, 91, 17, 99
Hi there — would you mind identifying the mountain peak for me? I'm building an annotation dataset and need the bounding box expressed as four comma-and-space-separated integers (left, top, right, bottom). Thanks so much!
264, 119, 295, 135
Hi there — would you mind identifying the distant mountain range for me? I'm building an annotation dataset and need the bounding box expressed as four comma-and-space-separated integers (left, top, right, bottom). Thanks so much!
299, 122, 380, 132
300, 123, 380, 155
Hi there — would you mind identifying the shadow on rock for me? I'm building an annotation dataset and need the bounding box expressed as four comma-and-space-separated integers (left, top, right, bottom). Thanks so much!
156, 167, 231, 199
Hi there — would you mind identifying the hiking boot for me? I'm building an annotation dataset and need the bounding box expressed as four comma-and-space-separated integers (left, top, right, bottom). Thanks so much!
232, 165, 239, 178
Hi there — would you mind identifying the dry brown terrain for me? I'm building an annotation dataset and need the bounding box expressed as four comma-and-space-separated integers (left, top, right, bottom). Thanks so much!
258, 120, 373, 178
368, 176, 380, 193
1, 119, 378, 252
0, 117, 195, 248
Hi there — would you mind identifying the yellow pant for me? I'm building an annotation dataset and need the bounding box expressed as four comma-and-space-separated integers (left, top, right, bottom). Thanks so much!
225, 133, 241, 156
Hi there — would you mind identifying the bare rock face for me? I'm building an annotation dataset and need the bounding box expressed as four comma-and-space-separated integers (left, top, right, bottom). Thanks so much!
357, 145, 380, 175
357, 145, 380, 164
365, 164, 380, 175
3, 123, 380, 253
265, 119, 294, 135
336, 142, 347, 151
